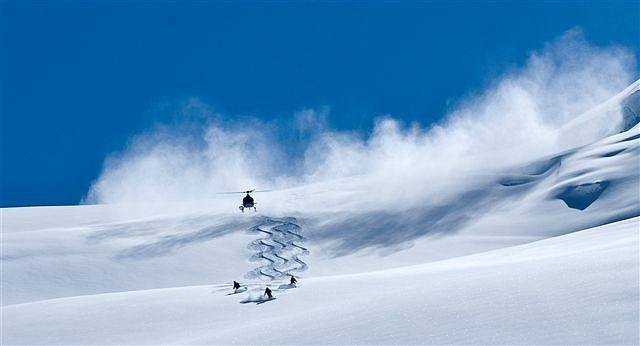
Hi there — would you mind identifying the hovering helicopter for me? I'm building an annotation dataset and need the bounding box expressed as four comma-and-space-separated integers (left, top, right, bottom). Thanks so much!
217, 189, 269, 212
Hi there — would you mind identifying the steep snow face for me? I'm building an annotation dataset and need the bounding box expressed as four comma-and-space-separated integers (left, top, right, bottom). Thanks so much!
622, 89, 640, 131
2, 218, 638, 345
558, 79, 640, 149
618, 79, 640, 132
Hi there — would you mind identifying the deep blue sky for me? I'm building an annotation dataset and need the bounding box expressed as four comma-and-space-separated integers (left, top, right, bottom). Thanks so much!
1, 2, 638, 207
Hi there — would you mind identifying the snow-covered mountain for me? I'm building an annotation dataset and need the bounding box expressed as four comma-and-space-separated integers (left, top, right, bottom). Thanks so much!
2, 81, 639, 345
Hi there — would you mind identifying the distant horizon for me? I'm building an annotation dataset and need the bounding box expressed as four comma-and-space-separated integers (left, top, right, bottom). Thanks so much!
2, 2, 639, 207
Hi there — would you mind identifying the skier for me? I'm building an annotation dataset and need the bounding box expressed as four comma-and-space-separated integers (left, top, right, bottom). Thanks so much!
233, 281, 241, 291
290, 275, 297, 286
264, 287, 273, 299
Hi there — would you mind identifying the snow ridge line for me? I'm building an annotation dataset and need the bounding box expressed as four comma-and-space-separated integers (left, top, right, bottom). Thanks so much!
245, 217, 309, 280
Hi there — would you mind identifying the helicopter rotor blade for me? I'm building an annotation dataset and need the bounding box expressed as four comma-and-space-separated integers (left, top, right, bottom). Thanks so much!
216, 189, 271, 194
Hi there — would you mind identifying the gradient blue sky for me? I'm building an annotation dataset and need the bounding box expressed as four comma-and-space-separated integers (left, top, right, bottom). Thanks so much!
1, 1, 639, 207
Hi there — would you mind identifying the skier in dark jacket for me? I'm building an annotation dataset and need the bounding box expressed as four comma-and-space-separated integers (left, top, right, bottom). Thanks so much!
290, 275, 297, 286
264, 287, 273, 299
233, 281, 241, 291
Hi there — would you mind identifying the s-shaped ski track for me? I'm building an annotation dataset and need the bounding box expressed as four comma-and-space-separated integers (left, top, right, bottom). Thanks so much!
246, 217, 309, 281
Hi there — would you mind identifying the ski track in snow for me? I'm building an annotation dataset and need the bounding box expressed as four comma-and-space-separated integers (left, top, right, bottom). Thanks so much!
245, 217, 309, 281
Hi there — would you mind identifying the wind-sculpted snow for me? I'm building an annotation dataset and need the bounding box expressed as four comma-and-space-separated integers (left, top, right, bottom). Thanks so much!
555, 181, 610, 210
245, 217, 309, 280
499, 156, 562, 187
497, 124, 640, 229
297, 125, 639, 258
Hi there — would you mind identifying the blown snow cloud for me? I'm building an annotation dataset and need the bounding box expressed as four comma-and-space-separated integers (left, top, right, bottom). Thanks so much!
86, 30, 637, 212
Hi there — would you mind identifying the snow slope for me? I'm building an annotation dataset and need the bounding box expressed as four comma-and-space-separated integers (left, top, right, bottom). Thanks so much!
2, 217, 637, 345
1, 82, 639, 344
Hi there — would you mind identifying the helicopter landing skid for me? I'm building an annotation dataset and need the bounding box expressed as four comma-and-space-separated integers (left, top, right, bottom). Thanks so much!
239, 205, 257, 213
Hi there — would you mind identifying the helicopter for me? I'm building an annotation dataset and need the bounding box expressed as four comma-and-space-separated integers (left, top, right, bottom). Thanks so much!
217, 189, 269, 212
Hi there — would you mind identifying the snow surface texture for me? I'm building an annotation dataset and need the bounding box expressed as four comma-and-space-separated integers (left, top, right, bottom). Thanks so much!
2, 81, 640, 343
2, 218, 638, 345
245, 217, 309, 280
